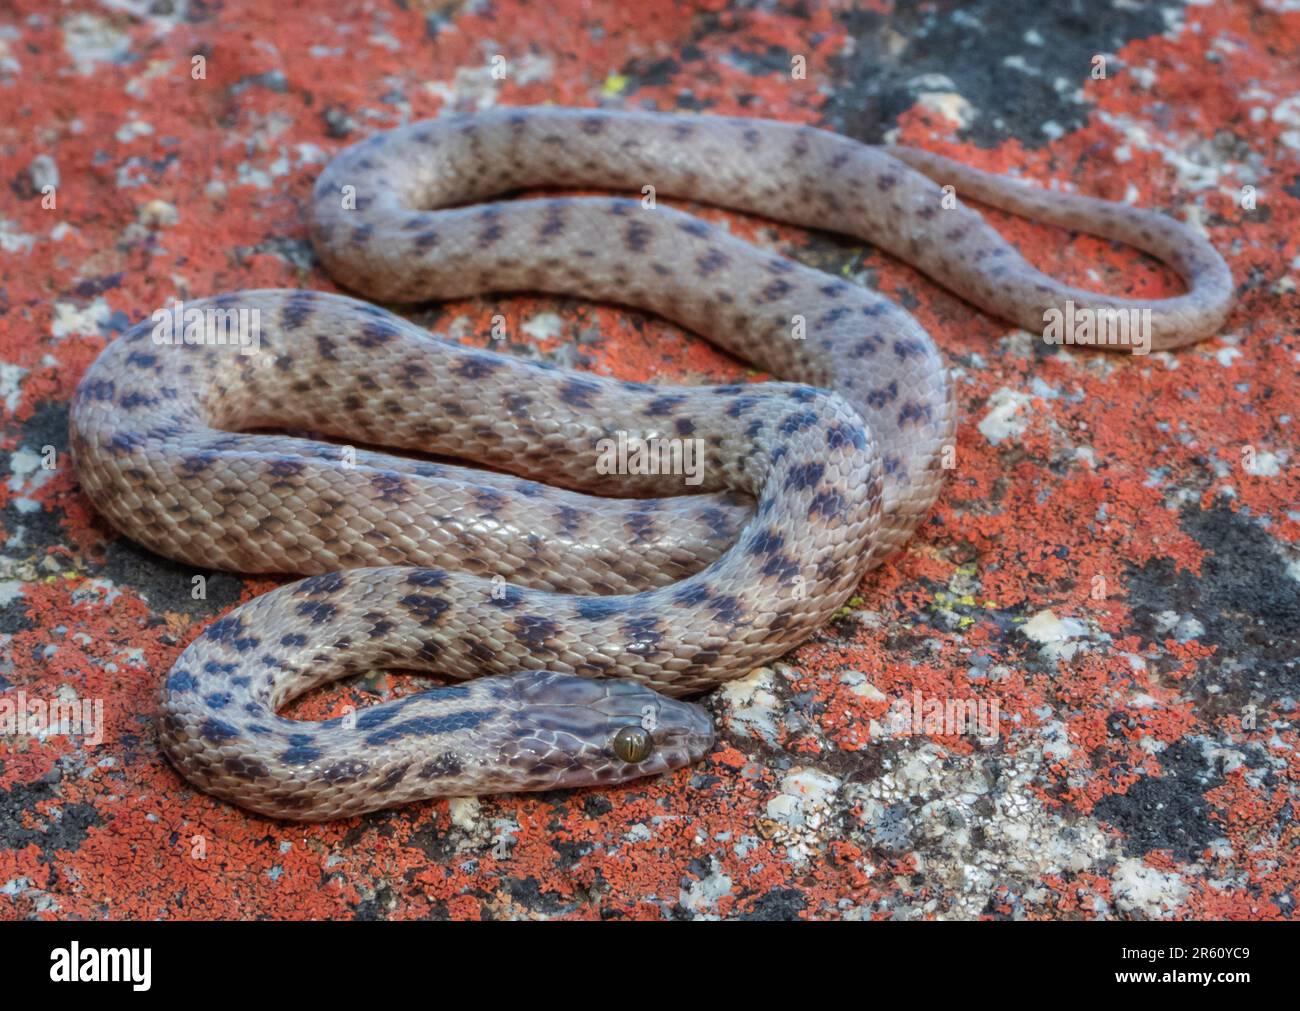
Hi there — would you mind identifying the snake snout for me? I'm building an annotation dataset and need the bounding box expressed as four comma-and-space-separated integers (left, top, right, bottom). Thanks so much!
643, 695, 716, 767
508, 672, 714, 786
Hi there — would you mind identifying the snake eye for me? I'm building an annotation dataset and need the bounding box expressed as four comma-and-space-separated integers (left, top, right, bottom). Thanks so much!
611, 725, 653, 763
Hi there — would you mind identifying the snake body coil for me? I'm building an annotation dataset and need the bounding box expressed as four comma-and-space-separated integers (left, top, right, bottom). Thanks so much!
68, 109, 1232, 820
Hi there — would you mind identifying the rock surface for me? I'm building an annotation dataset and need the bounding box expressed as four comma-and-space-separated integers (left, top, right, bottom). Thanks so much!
0, 0, 1295, 920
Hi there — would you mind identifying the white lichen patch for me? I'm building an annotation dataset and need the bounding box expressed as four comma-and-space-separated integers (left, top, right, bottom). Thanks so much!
678, 855, 734, 918
1094, 109, 1229, 195
7, 445, 55, 499
1111, 857, 1189, 919
1019, 608, 1096, 662
1243, 449, 1285, 476
448, 795, 480, 830
520, 312, 566, 342
848, 742, 1128, 919
715, 665, 783, 746
1272, 94, 1300, 150
762, 767, 842, 864
62, 13, 132, 72
0, 27, 20, 77
840, 669, 886, 703
51, 297, 111, 341
69, 578, 122, 609
0, 362, 26, 414
978, 388, 1034, 444
0, 218, 35, 254
1151, 609, 1205, 643
423, 52, 554, 112
899, 72, 975, 127
137, 199, 179, 227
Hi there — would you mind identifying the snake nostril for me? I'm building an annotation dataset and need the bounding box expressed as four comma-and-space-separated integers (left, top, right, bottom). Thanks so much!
611, 725, 653, 763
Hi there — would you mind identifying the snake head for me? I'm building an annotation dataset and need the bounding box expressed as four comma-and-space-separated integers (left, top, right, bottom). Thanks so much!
505, 671, 714, 791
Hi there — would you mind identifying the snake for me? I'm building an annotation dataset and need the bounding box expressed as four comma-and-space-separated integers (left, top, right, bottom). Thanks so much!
67, 108, 1233, 820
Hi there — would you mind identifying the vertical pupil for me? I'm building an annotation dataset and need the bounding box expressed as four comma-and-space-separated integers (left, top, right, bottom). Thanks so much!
614, 726, 650, 762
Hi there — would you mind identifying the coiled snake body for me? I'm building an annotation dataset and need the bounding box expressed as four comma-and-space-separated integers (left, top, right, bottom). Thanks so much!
69, 108, 1232, 820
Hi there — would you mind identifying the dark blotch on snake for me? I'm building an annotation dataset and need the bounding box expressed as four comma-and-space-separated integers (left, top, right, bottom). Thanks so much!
365, 711, 493, 746
504, 392, 533, 417
784, 462, 826, 492
809, 490, 847, 520
370, 473, 410, 501
699, 507, 734, 540
726, 396, 758, 418
181, 453, 215, 475
622, 615, 664, 655
418, 754, 463, 779
745, 527, 785, 558
268, 458, 305, 478
454, 354, 501, 379
645, 395, 686, 416
200, 718, 240, 743
81, 379, 115, 401
296, 600, 337, 625
709, 594, 744, 625
320, 759, 369, 784
559, 379, 601, 408
625, 221, 653, 251
224, 756, 270, 781
406, 569, 449, 588
576, 597, 625, 620
760, 279, 792, 302
119, 391, 157, 410
762, 552, 800, 581
697, 249, 729, 276
898, 401, 932, 425
512, 615, 559, 650
826, 423, 867, 451
204, 616, 245, 642
779, 410, 818, 435
281, 745, 323, 766
867, 382, 899, 408
281, 292, 316, 329
400, 594, 451, 625
626, 512, 656, 543
475, 487, 507, 515
554, 505, 585, 534
298, 572, 347, 596
376, 763, 412, 792
672, 583, 711, 607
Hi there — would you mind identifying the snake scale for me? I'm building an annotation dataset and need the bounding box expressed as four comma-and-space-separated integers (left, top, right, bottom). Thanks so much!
68, 108, 1232, 820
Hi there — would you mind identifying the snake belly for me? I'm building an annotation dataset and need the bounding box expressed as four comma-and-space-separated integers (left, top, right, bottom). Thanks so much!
67, 108, 1232, 820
